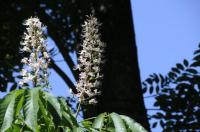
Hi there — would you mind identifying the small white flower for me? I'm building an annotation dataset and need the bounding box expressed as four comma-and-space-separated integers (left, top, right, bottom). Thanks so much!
30, 63, 40, 69
19, 81, 24, 86
21, 46, 31, 52
21, 58, 28, 64
21, 69, 27, 76
69, 89, 73, 94
43, 52, 49, 59
89, 99, 97, 104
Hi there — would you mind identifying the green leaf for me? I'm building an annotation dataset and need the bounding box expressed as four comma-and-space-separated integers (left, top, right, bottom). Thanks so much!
149, 86, 153, 94
72, 127, 87, 132
186, 68, 198, 74
0, 90, 24, 132
156, 86, 160, 94
145, 78, 152, 84
5, 124, 21, 132
62, 112, 76, 129
81, 120, 93, 129
152, 122, 157, 128
176, 83, 192, 89
110, 112, 126, 132
171, 68, 180, 74
168, 72, 177, 79
59, 98, 78, 128
38, 97, 55, 131
10, 83, 17, 91
193, 54, 200, 61
43, 92, 61, 117
43, 92, 62, 127
190, 61, 200, 67
176, 76, 191, 82
59, 97, 71, 113
183, 59, 189, 67
153, 74, 159, 83
194, 49, 200, 55
160, 120, 165, 128
120, 115, 147, 132
142, 87, 147, 94
92, 113, 106, 130
176, 63, 184, 70
14, 92, 25, 117
24, 88, 40, 132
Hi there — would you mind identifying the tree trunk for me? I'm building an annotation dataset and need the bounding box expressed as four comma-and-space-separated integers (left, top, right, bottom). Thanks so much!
82, 0, 150, 130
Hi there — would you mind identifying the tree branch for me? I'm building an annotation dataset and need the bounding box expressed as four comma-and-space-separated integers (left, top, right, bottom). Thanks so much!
144, 94, 159, 99
147, 108, 162, 111
50, 59, 77, 94
38, 11, 79, 81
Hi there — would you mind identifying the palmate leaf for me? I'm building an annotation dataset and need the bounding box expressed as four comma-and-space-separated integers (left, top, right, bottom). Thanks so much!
43, 92, 62, 117
59, 98, 78, 128
120, 115, 147, 132
42, 92, 62, 127
92, 113, 106, 131
24, 88, 40, 132
38, 96, 55, 131
81, 112, 147, 132
14, 91, 25, 117
72, 127, 87, 132
0, 89, 24, 132
110, 112, 127, 132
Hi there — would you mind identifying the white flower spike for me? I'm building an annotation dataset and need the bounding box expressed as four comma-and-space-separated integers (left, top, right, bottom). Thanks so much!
76, 15, 106, 105
19, 17, 50, 88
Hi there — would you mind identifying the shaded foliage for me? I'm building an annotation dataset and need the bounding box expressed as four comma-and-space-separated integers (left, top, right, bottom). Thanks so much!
143, 44, 200, 131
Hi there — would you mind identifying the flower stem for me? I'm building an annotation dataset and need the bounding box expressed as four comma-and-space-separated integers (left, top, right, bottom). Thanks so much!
75, 103, 81, 119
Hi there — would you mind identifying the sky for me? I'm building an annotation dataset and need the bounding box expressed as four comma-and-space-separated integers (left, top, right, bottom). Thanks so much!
132, 0, 200, 80
1, 0, 200, 131
131, 0, 200, 131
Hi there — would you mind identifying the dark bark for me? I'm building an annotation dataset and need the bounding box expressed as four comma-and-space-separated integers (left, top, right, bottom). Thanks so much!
82, 0, 151, 130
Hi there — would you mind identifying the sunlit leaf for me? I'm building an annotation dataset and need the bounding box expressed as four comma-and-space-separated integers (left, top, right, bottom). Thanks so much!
120, 115, 147, 132
0, 90, 24, 132
43, 92, 62, 127
92, 113, 106, 131
59, 98, 78, 128
110, 112, 126, 132
24, 88, 40, 131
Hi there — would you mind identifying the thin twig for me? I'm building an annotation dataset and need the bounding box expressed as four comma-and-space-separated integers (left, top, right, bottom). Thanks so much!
75, 103, 81, 118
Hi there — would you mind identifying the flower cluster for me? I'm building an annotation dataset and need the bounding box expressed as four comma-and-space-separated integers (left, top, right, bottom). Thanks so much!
19, 17, 50, 87
76, 15, 106, 105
